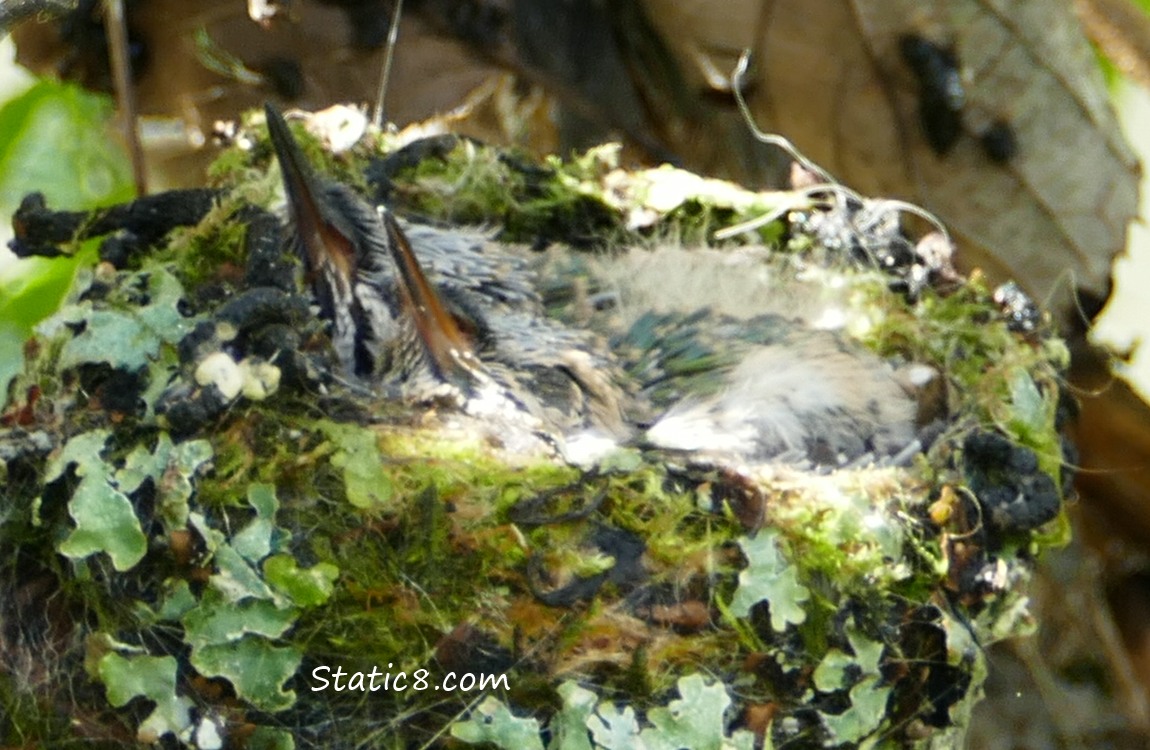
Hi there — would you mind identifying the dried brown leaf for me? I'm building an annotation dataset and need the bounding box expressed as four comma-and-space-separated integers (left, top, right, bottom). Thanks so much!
1076, 0, 1150, 90
744, 0, 1140, 321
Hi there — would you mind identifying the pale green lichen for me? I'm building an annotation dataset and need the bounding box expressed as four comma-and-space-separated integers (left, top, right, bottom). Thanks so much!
455, 674, 758, 750
95, 649, 192, 743
729, 531, 811, 631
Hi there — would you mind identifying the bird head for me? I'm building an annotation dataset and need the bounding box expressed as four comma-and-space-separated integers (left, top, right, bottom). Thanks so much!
264, 104, 627, 450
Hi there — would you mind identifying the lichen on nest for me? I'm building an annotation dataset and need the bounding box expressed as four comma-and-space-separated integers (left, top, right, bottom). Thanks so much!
0, 107, 1070, 749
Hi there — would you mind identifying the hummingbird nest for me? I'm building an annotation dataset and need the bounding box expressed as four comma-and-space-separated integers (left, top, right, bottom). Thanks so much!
0, 107, 1071, 749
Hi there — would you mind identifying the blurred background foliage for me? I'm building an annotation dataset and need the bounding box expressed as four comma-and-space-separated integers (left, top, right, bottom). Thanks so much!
0, 76, 131, 396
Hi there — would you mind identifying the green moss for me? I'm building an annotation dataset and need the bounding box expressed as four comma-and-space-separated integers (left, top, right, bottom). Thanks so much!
153, 197, 250, 292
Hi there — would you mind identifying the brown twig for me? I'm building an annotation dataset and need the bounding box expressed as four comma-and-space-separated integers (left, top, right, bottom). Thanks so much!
103, 0, 146, 196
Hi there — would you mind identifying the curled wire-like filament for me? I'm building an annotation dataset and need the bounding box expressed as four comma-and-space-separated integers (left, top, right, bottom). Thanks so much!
723, 50, 952, 248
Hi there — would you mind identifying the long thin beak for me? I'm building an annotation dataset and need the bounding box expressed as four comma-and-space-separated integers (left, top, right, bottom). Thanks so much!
381, 210, 482, 387
264, 103, 356, 286
265, 102, 481, 389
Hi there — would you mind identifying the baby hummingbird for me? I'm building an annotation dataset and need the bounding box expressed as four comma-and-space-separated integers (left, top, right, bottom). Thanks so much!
555, 245, 925, 467
266, 105, 921, 468
264, 104, 628, 456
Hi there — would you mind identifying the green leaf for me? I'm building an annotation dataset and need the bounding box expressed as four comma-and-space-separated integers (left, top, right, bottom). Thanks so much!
155, 580, 198, 621
231, 483, 280, 559
0, 81, 135, 397
729, 532, 810, 631
847, 628, 885, 675
815, 625, 891, 744
451, 696, 546, 750
99, 652, 179, 708
128, 268, 190, 326
0, 320, 26, 404
211, 544, 277, 602
263, 554, 339, 608
189, 510, 225, 554
1007, 369, 1046, 441
247, 482, 280, 518
57, 478, 148, 571
58, 308, 155, 371
551, 681, 597, 750
0, 80, 133, 214
232, 505, 277, 563
813, 649, 853, 692
116, 439, 172, 495
45, 430, 205, 571
587, 703, 643, 749
57, 269, 191, 373
248, 726, 297, 750
0, 254, 88, 332
164, 439, 214, 523
116, 434, 213, 531
641, 674, 755, 750
182, 594, 297, 648
0, 246, 97, 399
48, 430, 147, 571
190, 636, 302, 712
181, 589, 302, 710
316, 419, 393, 508
97, 652, 193, 741
820, 677, 891, 744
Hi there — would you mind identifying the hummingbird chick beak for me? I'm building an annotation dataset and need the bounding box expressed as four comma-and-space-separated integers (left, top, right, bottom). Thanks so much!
264, 103, 357, 299
265, 103, 375, 378
267, 104, 915, 469
264, 104, 628, 461
379, 209, 484, 388
265, 103, 479, 390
